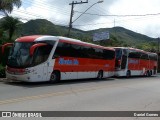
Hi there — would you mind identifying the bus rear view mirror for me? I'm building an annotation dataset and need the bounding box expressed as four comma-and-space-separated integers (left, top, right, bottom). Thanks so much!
1, 43, 13, 54
30, 43, 47, 56
0, 43, 13, 64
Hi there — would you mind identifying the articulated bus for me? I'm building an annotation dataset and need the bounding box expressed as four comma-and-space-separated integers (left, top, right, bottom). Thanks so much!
114, 47, 158, 77
2, 35, 115, 82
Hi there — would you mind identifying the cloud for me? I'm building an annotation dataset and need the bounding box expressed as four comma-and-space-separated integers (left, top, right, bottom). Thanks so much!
11, 0, 118, 26
12, 0, 71, 25
108, 0, 160, 38
9, 0, 160, 38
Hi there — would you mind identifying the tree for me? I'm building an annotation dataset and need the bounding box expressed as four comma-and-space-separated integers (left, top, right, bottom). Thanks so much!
0, 16, 21, 40
0, 0, 21, 15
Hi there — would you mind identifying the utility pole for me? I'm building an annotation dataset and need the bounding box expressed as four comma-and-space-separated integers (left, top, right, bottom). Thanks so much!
68, 1, 74, 37
114, 18, 116, 35
67, 0, 88, 37
158, 37, 160, 53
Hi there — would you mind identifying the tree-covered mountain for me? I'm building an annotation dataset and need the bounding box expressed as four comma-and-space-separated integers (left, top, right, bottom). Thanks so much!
17, 19, 61, 36
0, 18, 158, 51
88, 27, 155, 44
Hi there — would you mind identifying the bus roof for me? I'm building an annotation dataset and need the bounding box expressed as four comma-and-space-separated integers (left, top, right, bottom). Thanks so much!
16, 35, 115, 51
16, 35, 83, 43
114, 47, 147, 53
114, 47, 158, 55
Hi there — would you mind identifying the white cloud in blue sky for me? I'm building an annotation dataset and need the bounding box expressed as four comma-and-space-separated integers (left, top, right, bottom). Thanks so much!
6, 0, 160, 38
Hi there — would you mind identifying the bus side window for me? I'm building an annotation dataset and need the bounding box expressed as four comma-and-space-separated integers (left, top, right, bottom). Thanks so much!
123, 49, 128, 56
53, 42, 63, 58
140, 53, 149, 60
149, 54, 158, 61
103, 49, 115, 60
129, 50, 140, 59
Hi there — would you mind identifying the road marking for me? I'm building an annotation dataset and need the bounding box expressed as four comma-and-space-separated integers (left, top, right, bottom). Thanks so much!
0, 84, 113, 105
0, 76, 159, 105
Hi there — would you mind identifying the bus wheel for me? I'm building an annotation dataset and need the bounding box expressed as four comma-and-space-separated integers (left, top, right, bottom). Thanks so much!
150, 70, 152, 76
126, 70, 131, 78
146, 71, 151, 77
97, 71, 103, 79
50, 71, 60, 83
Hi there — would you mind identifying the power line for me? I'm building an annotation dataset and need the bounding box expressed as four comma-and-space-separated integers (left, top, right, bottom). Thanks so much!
20, 1, 160, 27
22, 0, 71, 15
10, 6, 69, 26
10, 1, 71, 27
73, 14, 160, 27
74, 11, 160, 17
2, 0, 160, 33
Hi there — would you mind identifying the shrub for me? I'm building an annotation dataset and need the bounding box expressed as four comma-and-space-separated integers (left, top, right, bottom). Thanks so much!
0, 64, 5, 78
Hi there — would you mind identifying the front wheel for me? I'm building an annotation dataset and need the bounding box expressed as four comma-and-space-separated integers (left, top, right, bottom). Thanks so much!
50, 71, 60, 83
97, 71, 103, 79
126, 70, 131, 78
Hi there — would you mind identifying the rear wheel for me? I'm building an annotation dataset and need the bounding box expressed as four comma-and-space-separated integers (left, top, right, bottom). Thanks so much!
146, 70, 151, 77
50, 71, 60, 83
153, 67, 157, 74
150, 70, 152, 76
97, 71, 103, 79
126, 70, 131, 78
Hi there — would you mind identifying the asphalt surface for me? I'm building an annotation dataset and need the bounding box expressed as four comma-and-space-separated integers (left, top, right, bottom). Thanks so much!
0, 75, 160, 120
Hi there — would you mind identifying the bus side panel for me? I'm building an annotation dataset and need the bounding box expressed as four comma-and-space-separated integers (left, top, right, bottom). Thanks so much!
53, 57, 115, 80
128, 58, 140, 71
139, 59, 150, 74
128, 59, 150, 76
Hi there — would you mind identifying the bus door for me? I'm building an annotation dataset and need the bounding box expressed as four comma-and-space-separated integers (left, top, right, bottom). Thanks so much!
115, 48, 127, 70
41, 45, 54, 81
43, 60, 54, 81
30, 44, 53, 81
121, 49, 128, 69
115, 48, 122, 69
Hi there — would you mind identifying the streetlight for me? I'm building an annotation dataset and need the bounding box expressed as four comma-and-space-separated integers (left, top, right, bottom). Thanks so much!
67, 0, 103, 37
72, 0, 104, 23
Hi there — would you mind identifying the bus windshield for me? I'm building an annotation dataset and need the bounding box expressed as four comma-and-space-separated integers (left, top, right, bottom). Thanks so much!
7, 42, 53, 68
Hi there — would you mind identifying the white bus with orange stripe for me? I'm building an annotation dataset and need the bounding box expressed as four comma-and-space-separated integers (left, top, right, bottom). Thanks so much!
114, 47, 158, 77
3, 35, 115, 82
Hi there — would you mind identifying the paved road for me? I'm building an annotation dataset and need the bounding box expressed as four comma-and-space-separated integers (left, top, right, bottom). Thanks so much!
0, 75, 160, 119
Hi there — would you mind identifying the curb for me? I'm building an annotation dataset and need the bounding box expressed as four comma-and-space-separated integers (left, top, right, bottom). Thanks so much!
0, 78, 6, 82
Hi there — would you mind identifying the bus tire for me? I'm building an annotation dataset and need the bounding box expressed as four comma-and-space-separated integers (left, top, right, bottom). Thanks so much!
146, 70, 151, 77
150, 70, 152, 76
50, 71, 60, 83
153, 67, 156, 74
97, 70, 103, 79
126, 70, 131, 78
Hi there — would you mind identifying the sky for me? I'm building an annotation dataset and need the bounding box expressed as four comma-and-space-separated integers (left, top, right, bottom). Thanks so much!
2, 0, 160, 38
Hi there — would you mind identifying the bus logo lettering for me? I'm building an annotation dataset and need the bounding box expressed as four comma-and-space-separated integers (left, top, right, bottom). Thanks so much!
105, 64, 110, 67
59, 58, 79, 65
129, 59, 139, 64
73, 59, 79, 65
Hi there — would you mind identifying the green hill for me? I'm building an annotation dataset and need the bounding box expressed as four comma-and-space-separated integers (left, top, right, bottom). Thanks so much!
88, 27, 154, 44
0, 18, 157, 51
17, 19, 61, 36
